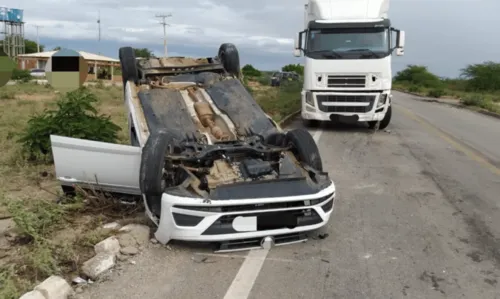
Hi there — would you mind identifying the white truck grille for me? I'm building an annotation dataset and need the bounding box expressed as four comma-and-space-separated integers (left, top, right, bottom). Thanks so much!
327, 75, 366, 88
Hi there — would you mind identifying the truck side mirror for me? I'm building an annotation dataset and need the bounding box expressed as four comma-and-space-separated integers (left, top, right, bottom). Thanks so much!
396, 49, 404, 56
293, 48, 301, 57
293, 30, 306, 57
397, 30, 405, 49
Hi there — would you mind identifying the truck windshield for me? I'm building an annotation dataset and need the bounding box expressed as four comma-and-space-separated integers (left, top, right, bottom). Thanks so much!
306, 27, 389, 58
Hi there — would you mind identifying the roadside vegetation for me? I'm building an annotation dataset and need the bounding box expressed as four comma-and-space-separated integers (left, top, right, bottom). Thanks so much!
0, 63, 302, 297
393, 62, 500, 114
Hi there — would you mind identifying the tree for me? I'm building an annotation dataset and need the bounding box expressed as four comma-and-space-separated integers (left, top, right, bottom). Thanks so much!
282, 64, 304, 76
133, 48, 154, 58
460, 61, 500, 92
25, 39, 44, 53
393, 65, 442, 88
53, 46, 62, 51
242, 64, 261, 77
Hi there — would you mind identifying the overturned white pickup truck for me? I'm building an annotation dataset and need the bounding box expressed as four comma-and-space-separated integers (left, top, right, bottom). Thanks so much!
50, 44, 336, 252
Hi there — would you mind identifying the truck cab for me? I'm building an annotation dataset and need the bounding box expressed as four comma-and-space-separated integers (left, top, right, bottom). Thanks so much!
294, 0, 405, 129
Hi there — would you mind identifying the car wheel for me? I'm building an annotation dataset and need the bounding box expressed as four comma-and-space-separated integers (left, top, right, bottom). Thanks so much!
285, 128, 323, 171
218, 43, 241, 78
140, 129, 180, 216
119, 47, 139, 85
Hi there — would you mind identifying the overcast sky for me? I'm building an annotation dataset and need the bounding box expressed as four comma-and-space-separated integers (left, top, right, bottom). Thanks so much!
10, 0, 500, 77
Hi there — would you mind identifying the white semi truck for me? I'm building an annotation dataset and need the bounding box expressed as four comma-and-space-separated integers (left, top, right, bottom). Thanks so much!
294, 0, 405, 129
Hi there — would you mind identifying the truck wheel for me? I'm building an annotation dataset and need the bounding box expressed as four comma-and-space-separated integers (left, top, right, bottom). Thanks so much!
218, 43, 241, 78
285, 128, 323, 171
368, 105, 392, 130
119, 47, 139, 84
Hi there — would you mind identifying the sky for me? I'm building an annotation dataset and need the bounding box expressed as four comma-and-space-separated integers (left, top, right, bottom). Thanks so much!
6, 0, 500, 78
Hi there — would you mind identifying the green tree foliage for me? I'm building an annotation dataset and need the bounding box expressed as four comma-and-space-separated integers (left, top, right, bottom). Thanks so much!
52, 46, 62, 51
18, 88, 121, 162
25, 39, 44, 53
282, 64, 304, 76
133, 48, 154, 58
460, 61, 500, 92
242, 64, 261, 77
393, 65, 443, 88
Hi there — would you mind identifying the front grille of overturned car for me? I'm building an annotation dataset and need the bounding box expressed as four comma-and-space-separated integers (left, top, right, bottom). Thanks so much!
173, 192, 334, 213
201, 209, 322, 235
316, 94, 375, 113
327, 75, 366, 88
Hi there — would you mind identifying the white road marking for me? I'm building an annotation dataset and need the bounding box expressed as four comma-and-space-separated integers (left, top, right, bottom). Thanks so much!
223, 249, 270, 299
222, 126, 325, 299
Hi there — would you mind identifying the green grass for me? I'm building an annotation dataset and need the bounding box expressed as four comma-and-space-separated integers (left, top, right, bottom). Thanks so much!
393, 82, 500, 114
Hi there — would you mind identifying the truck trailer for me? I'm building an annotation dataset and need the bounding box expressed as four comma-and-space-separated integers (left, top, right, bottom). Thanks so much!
294, 0, 405, 129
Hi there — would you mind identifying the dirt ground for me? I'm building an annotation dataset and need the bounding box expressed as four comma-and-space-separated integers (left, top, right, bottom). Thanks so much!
0, 83, 134, 297
0, 79, 278, 298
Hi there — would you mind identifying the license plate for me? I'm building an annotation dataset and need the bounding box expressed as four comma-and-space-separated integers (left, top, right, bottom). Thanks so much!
257, 212, 298, 230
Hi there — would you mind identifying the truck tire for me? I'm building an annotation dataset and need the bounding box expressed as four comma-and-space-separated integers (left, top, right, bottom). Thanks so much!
285, 128, 323, 171
218, 43, 241, 78
368, 105, 392, 130
119, 47, 139, 84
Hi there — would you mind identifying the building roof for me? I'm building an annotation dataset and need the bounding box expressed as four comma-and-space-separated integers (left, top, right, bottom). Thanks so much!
18, 50, 119, 62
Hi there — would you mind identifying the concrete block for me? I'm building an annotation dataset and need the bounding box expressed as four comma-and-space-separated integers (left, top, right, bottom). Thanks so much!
81, 253, 115, 280
34, 275, 73, 299
94, 236, 120, 255
19, 290, 44, 299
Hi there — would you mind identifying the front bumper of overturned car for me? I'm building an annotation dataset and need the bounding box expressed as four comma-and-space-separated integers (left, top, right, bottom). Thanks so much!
152, 181, 336, 244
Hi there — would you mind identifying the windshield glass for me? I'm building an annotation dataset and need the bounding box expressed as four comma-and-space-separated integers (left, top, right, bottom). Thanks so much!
306, 27, 389, 56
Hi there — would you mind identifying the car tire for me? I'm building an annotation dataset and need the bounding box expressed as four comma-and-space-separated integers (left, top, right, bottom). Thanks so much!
368, 105, 392, 130
218, 43, 241, 78
119, 47, 139, 84
285, 128, 323, 171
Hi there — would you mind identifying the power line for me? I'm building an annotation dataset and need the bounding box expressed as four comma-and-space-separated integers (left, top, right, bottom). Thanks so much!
155, 13, 172, 57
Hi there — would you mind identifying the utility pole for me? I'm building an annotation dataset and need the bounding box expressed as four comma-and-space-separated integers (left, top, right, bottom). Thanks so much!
33, 25, 42, 52
155, 13, 172, 57
97, 10, 101, 54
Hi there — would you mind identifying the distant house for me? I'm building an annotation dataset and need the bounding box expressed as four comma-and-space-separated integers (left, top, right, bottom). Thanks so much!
17, 50, 122, 82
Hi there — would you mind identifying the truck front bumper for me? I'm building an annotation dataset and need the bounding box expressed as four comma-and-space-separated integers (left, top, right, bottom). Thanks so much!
152, 181, 336, 245
301, 91, 392, 122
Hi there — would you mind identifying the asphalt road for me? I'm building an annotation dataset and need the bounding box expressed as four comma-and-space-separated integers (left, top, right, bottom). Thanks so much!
81, 91, 500, 299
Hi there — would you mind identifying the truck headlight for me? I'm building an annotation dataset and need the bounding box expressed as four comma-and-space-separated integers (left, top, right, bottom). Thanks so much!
305, 92, 314, 106
377, 94, 388, 107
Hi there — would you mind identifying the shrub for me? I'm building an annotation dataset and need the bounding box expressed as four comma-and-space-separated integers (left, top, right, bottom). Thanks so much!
427, 88, 445, 98
461, 94, 497, 112
282, 64, 304, 76
18, 87, 121, 162
11, 69, 32, 82
394, 65, 443, 88
242, 64, 261, 77
408, 85, 422, 93
460, 61, 500, 92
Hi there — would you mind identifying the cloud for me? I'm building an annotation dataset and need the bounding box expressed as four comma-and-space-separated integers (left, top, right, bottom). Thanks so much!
9, 0, 500, 77
16, 0, 298, 55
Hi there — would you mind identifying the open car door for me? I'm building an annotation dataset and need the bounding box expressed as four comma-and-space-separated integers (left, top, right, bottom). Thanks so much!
50, 135, 142, 195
